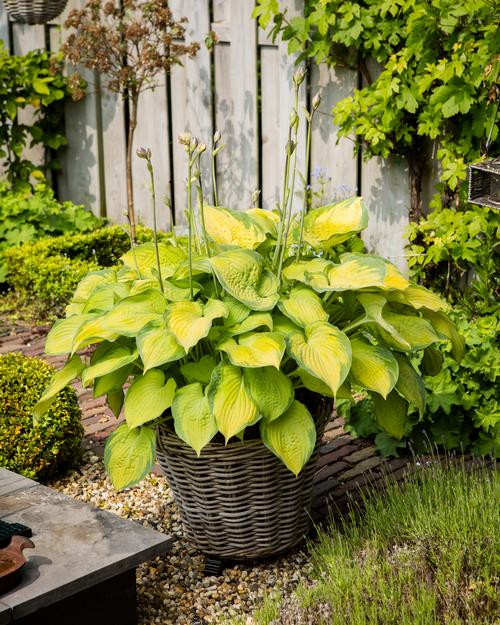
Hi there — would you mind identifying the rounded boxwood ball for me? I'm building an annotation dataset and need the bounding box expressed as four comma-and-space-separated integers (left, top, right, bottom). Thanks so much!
0, 353, 83, 481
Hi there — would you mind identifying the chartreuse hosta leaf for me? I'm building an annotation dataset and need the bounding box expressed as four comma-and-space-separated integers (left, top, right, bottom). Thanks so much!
207, 363, 259, 442
302, 197, 368, 248
223, 297, 252, 326
371, 390, 409, 439
225, 312, 273, 336
210, 249, 279, 311
424, 310, 465, 362
203, 205, 266, 249
45, 314, 95, 355
82, 345, 138, 387
102, 289, 167, 337
393, 353, 426, 418
218, 332, 285, 369
124, 369, 177, 428
287, 321, 351, 396
171, 383, 217, 456
388, 284, 446, 311
32, 354, 84, 422
282, 258, 331, 283
82, 283, 130, 314
137, 320, 185, 371
377, 311, 441, 352
107, 389, 124, 417
421, 346, 444, 376
245, 367, 294, 422
104, 422, 156, 491
349, 335, 399, 399
181, 355, 217, 384
295, 368, 352, 400
246, 208, 280, 235
71, 316, 120, 353
94, 364, 133, 398
260, 400, 316, 476
278, 285, 328, 327
166, 299, 227, 352
121, 242, 186, 278
67, 269, 117, 313
308, 253, 409, 292
356, 293, 410, 349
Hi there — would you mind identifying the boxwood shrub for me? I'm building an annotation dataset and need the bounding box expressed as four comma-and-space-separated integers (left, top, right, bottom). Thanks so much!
0, 353, 83, 480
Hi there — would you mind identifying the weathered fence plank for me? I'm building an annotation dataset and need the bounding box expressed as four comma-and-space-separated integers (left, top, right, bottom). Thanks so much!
260, 43, 280, 210
0, 0, 10, 49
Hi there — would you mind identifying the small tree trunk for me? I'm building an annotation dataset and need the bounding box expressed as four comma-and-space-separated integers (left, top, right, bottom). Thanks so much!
408, 152, 423, 222
126, 95, 138, 243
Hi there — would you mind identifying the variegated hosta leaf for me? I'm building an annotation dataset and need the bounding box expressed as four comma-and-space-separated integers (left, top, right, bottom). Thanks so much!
393, 353, 426, 418
302, 197, 368, 248
371, 390, 409, 439
45, 314, 95, 355
71, 316, 119, 353
162, 279, 197, 302
104, 423, 156, 491
218, 332, 285, 369
102, 289, 167, 337
94, 364, 133, 398
272, 314, 302, 337
166, 299, 227, 352
287, 321, 352, 396
378, 311, 442, 352
244, 367, 294, 421
180, 355, 217, 384
225, 312, 273, 336
246, 208, 280, 235
207, 363, 259, 442
121, 242, 186, 278
388, 284, 447, 311
423, 310, 465, 362
210, 249, 279, 311
82, 345, 138, 387
107, 389, 124, 417
421, 346, 444, 376
124, 369, 177, 428
70, 269, 117, 303
203, 205, 266, 249
137, 320, 185, 371
32, 354, 84, 422
81, 284, 116, 314
349, 335, 399, 399
278, 285, 328, 327
171, 383, 217, 456
357, 293, 410, 350
223, 296, 252, 326
295, 368, 352, 400
260, 400, 316, 476
282, 258, 331, 284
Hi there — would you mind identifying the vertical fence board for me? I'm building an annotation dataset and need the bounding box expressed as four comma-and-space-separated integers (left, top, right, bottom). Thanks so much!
310, 64, 357, 203
0, 0, 10, 48
260, 44, 280, 210
214, 0, 258, 209
170, 0, 213, 224
100, 89, 127, 224
361, 155, 410, 274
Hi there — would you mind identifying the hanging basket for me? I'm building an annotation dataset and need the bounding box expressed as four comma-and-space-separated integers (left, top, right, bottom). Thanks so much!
157, 394, 332, 559
4, 0, 68, 25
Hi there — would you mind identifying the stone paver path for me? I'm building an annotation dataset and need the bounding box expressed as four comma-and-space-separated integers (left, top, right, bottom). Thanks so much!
0, 319, 413, 523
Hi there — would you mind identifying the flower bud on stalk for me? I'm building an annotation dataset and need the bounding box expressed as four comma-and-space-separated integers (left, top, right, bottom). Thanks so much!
178, 132, 191, 146
213, 130, 222, 144
293, 66, 306, 86
136, 146, 151, 159
312, 92, 322, 111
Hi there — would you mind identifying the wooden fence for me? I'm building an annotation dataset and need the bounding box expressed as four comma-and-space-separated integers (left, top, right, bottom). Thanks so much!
0, 0, 416, 271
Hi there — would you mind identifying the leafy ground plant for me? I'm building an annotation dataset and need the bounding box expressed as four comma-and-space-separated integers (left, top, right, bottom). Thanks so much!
235, 459, 499, 625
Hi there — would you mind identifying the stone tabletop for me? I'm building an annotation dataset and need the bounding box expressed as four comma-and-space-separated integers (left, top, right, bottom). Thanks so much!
0, 468, 171, 622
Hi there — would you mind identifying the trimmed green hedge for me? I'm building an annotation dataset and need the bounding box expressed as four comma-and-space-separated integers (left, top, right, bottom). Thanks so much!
0, 353, 83, 480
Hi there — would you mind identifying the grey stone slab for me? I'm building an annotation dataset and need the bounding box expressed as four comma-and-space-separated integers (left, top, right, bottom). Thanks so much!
0, 471, 37, 501
0, 602, 12, 625
0, 470, 171, 620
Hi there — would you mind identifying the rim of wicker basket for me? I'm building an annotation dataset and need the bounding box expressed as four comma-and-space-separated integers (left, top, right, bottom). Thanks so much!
4, 0, 69, 25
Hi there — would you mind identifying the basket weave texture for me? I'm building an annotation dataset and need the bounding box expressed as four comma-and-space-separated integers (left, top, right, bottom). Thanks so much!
4, 0, 68, 24
157, 395, 332, 559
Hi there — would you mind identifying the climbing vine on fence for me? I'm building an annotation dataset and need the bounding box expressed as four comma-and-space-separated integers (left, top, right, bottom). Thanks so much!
254, 0, 500, 217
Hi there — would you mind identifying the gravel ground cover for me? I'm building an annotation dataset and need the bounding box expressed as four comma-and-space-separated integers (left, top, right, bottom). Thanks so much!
49, 451, 311, 625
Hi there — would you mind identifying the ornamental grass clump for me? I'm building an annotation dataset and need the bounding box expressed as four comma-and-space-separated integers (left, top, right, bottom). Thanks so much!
33, 76, 463, 491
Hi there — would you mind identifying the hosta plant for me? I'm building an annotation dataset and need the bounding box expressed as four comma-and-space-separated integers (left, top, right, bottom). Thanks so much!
33, 84, 462, 491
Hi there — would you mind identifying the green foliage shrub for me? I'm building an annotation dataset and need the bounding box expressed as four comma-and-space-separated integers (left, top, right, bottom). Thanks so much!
0, 353, 83, 480
0, 44, 79, 189
0, 182, 102, 280
344, 204, 500, 457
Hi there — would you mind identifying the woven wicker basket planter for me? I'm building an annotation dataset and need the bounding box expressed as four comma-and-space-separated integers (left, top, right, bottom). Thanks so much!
157, 395, 332, 559
4, 0, 68, 24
